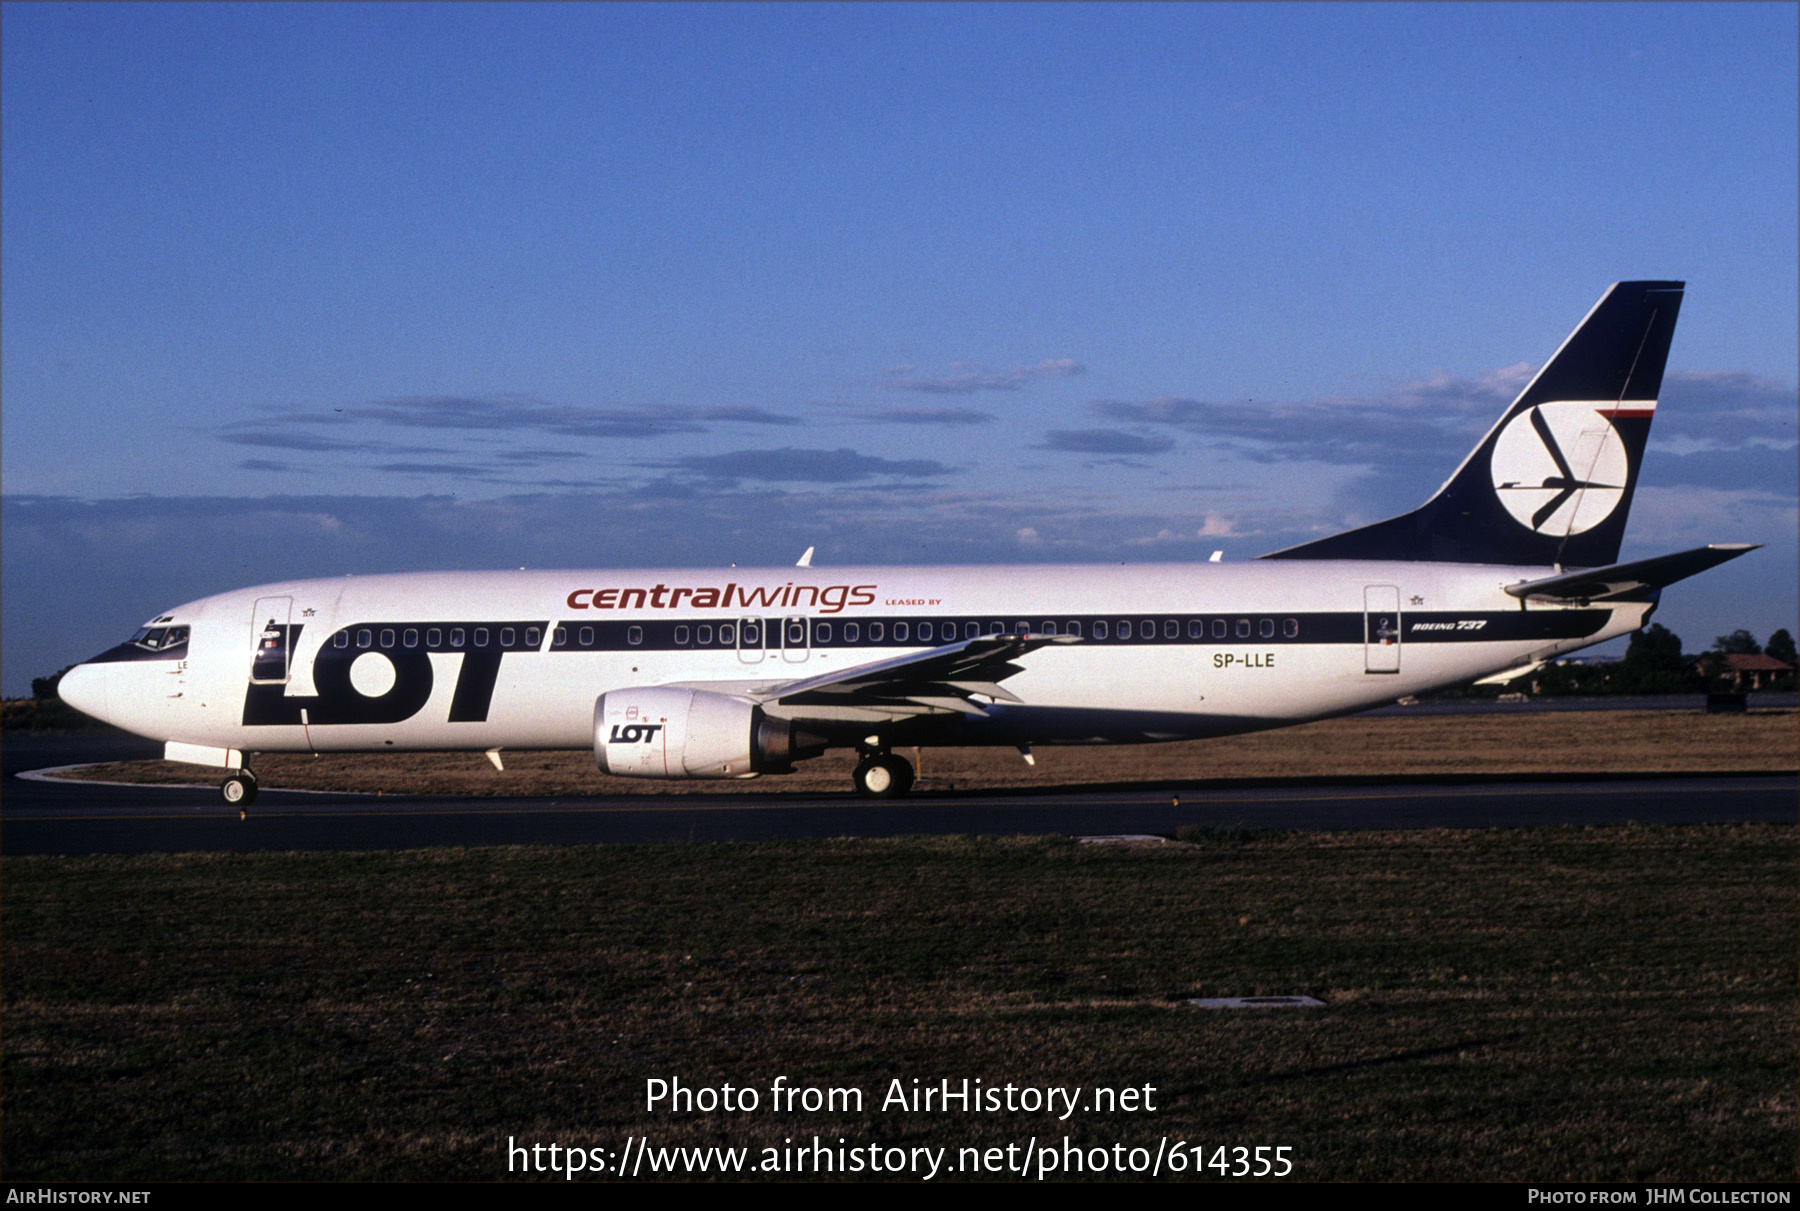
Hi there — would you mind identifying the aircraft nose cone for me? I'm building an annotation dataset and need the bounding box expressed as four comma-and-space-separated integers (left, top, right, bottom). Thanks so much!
57, 663, 110, 723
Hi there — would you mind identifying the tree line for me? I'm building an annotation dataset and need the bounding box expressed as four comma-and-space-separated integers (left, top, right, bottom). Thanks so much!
1525, 624, 1797, 697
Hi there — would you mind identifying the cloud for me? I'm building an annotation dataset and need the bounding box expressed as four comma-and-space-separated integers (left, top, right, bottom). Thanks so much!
219, 395, 804, 463
668, 447, 952, 483
1038, 429, 1176, 455
849, 405, 995, 426
888, 359, 1086, 395
372, 461, 509, 480
1626, 485, 1799, 548
491, 449, 588, 464
1657, 371, 1798, 444
357, 395, 802, 437
220, 431, 368, 452
1642, 445, 1798, 495
238, 459, 297, 473
1101, 385, 1500, 472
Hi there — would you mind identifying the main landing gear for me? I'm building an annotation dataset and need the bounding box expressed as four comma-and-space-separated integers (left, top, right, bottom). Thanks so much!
852, 749, 914, 798
220, 770, 259, 816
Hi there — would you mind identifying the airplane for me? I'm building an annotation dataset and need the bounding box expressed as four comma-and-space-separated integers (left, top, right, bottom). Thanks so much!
57, 281, 1757, 808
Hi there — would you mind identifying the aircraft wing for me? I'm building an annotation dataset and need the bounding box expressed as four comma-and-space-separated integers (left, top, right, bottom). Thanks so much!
1502, 543, 1759, 604
671, 632, 1079, 724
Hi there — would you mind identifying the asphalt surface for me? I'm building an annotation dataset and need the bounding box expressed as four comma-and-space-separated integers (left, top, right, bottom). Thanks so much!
4, 730, 1793, 855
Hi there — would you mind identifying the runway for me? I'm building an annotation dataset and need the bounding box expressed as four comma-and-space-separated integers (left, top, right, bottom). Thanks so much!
4, 732, 1793, 855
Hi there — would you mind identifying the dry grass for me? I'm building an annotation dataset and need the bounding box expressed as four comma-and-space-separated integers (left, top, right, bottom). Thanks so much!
5, 826, 1794, 1181
59, 708, 1798, 795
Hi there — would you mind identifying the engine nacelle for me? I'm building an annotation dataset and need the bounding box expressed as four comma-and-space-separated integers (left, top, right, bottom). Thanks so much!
593, 687, 825, 779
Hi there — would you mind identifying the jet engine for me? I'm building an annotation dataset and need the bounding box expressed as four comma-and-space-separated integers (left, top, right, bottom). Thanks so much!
593, 687, 826, 779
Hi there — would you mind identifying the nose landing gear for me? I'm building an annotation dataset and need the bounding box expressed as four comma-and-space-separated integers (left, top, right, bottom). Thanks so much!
852, 750, 914, 798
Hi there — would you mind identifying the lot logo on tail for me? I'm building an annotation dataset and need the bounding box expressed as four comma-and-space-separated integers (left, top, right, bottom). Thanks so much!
1490, 402, 1627, 535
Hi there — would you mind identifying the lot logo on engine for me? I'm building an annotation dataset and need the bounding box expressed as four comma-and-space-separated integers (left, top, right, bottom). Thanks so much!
609, 724, 664, 744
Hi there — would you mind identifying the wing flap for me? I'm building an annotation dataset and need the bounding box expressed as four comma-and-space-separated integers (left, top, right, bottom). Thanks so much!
667, 632, 1077, 724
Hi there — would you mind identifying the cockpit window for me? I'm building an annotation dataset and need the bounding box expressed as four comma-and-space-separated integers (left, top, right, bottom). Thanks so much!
130, 625, 189, 653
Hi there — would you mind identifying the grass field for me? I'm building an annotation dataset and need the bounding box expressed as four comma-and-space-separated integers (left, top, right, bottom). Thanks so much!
56, 707, 1799, 795
5, 824, 1794, 1181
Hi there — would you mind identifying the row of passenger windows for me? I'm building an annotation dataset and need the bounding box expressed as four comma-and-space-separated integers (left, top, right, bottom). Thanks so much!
328, 617, 1303, 653
332, 626, 541, 651
554, 617, 1302, 648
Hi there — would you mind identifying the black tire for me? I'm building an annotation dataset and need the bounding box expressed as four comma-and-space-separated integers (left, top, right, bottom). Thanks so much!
853, 753, 914, 798
221, 773, 258, 808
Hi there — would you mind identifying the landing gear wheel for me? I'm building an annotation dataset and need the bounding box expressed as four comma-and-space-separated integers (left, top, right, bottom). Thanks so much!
853, 753, 914, 798
221, 772, 258, 813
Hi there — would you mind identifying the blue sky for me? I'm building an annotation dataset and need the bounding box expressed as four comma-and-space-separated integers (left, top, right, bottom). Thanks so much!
4, 2, 1795, 695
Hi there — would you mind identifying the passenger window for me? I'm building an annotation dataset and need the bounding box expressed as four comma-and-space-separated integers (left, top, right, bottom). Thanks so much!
358, 629, 372, 648
474, 628, 489, 647
844, 623, 859, 643
674, 626, 690, 645
526, 627, 541, 647
450, 628, 464, 647
627, 626, 643, 646
1236, 619, 1251, 639
1212, 619, 1226, 639
551, 627, 566, 647
1260, 619, 1275, 639
788, 621, 806, 645
1094, 620, 1109, 639
965, 622, 980, 639
894, 622, 909, 642
578, 626, 593, 646
742, 623, 759, 645
380, 629, 395, 648
1188, 620, 1203, 639
1066, 621, 1082, 638
403, 629, 419, 648
501, 627, 516, 647
917, 622, 932, 642
697, 625, 713, 645
1042, 621, 1057, 636
1118, 620, 1132, 639
989, 621, 1004, 636
719, 624, 735, 645
428, 628, 443, 647
1164, 620, 1179, 639
816, 622, 831, 643
1284, 618, 1299, 638
335, 632, 350, 649
870, 622, 884, 642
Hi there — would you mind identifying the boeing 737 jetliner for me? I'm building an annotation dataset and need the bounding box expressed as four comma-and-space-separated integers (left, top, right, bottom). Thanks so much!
58, 282, 1756, 806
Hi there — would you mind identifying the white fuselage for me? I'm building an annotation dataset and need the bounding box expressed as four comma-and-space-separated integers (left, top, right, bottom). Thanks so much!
63, 559, 1648, 761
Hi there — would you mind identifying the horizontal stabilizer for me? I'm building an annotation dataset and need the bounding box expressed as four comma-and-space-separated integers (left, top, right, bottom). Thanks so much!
1502, 544, 1759, 604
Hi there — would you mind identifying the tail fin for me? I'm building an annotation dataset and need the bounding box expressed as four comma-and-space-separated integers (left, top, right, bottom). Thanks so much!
1263, 280, 1684, 567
